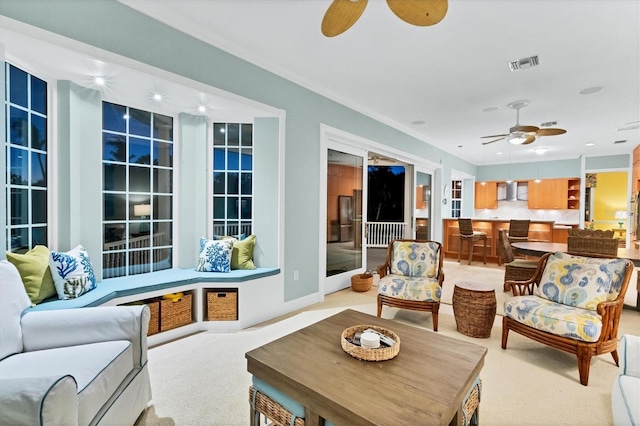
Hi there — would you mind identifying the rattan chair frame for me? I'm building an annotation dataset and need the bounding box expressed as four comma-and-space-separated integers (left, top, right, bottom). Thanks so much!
457, 218, 487, 265
376, 239, 444, 332
499, 229, 538, 291
567, 236, 619, 256
501, 252, 634, 386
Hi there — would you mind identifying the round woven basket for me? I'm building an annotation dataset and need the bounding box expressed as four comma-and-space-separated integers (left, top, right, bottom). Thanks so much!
341, 324, 400, 361
351, 273, 373, 292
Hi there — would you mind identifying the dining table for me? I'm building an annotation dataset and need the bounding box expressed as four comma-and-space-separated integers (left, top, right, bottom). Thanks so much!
246, 309, 487, 426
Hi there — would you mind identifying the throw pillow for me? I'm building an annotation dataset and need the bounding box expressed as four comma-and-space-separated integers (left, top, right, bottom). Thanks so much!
214, 233, 246, 241
196, 238, 233, 272
231, 234, 257, 270
49, 245, 97, 300
6, 245, 56, 304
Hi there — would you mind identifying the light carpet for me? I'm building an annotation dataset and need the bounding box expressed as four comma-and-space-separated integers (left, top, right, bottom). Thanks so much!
137, 261, 640, 426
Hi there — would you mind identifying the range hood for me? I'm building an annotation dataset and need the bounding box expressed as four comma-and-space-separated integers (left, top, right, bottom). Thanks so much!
497, 182, 528, 201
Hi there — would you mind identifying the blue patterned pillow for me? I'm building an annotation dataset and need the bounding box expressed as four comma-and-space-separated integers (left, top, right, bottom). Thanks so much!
49, 245, 97, 300
196, 238, 233, 272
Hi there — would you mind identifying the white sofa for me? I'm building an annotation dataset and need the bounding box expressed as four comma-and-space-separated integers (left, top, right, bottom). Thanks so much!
0, 260, 152, 425
612, 334, 640, 426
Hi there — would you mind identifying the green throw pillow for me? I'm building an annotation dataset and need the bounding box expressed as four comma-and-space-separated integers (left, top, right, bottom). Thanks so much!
6, 245, 57, 304
231, 234, 256, 270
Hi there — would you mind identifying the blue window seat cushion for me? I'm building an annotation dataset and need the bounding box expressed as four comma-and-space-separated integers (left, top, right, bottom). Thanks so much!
27, 267, 279, 312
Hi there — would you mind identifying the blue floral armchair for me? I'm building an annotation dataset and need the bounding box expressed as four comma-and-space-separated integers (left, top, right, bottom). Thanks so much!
502, 251, 633, 386
377, 240, 444, 331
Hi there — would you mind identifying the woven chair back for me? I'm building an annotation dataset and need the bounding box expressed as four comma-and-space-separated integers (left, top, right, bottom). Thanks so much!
568, 229, 614, 238
458, 218, 474, 236
508, 220, 530, 238
499, 229, 516, 263
567, 236, 619, 256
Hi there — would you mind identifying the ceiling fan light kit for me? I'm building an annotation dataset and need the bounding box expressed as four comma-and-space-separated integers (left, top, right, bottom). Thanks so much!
321, 0, 448, 37
506, 132, 529, 145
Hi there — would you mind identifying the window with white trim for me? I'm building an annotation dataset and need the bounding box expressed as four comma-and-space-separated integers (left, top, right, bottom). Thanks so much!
451, 179, 462, 218
4, 63, 48, 253
101, 101, 174, 278
212, 122, 253, 237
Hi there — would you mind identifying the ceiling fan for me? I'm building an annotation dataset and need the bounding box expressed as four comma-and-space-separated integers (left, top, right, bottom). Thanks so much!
321, 0, 448, 38
481, 101, 567, 146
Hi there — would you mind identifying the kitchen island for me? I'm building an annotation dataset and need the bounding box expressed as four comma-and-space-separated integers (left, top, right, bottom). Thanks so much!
442, 218, 577, 264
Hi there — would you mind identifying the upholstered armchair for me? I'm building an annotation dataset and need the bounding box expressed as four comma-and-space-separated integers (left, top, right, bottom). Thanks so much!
0, 260, 152, 425
502, 252, 633, 386
377, 239, 444, 331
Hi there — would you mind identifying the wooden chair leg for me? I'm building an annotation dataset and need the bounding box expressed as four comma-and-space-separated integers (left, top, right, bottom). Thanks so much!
377, 295, 383, 317
468, 239, 473, 265
611, 349, 619, 366
432, 304, 439, 332
501, 317, 509, 349
458, 237, 462, 262
577, 345, 592, 386
482, 238, 487, 264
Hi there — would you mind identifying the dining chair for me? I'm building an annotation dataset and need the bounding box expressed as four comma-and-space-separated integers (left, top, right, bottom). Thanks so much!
567, 228, 618, 256
377, 239, 444, 331
457, 218, 487, 265
498, 220, 530, 265
498, 229, 538, 292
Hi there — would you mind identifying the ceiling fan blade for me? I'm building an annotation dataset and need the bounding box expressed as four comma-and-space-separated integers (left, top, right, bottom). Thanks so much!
321, 0, 368, 37
521, 135, 537, 145
482, 137, 505, 145
481, 134, 508, 139
536, 128, 567, 136
511, 125, 539, 133
386, 0, 448, 27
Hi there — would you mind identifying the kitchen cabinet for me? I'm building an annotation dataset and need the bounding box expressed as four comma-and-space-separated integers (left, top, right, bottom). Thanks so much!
474, 182, 497, 209
528, 178, 575, 209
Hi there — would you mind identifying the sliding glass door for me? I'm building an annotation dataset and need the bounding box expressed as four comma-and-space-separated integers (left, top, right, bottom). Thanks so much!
325, 147, 366, 292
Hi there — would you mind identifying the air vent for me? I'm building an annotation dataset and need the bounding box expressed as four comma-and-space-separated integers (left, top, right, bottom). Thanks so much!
508, 55, 540, 72
540, 121, 558, 127
613, 140, 627, 144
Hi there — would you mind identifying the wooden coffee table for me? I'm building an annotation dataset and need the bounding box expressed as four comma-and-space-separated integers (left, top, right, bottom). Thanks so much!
246, 309, 487, 426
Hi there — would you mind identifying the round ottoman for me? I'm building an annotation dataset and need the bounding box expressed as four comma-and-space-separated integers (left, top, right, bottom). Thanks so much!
452, 281, 497, 338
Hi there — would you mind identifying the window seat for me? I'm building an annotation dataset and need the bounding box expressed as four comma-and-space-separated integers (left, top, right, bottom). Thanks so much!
26, 267, 281, 345
28, 267, 280, 311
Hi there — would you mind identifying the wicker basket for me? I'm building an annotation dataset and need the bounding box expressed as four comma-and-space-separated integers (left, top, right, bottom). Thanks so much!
462, 379, 482, 426
351, 273, 373, 292
341, 325, 400, 361
249, 386, 304, 426
160, 293, 193, 332
146, 299, 160, 336
207, 290, 238, 321
452, 283, 496, 338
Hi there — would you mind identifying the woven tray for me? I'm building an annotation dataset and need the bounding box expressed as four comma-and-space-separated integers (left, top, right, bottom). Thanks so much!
341, 325, 400, 361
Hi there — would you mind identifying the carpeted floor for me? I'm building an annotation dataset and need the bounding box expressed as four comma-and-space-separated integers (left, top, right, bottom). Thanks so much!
136, 260, 640, 426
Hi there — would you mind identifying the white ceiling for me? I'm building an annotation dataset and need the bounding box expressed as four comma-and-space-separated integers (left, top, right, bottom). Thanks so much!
3, 1, 639, 167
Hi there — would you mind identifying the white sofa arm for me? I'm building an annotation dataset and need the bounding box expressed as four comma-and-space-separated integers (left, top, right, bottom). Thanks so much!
21, 305, 150, 368
619, 334, 640, 378
0, 375, 78, 426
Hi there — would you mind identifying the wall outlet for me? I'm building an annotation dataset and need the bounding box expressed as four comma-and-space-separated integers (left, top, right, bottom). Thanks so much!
293, 270, 299, 281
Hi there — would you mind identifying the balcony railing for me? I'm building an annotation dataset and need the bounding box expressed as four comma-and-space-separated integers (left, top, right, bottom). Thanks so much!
365, 222, 407, 248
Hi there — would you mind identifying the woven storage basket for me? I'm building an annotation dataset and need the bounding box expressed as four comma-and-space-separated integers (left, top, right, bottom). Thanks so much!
249, 386, 304, 426
146, 299, 160, 336
462, 379, 482, 425
452, 283, 496, 338
160, 293, 192, 332
341, 325, 400, 361
351, 273, 373, 292
207, 290, 238, 321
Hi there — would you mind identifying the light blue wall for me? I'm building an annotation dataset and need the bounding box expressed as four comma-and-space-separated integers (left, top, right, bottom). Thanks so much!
585, 154, 630, 170
476, 158, 582, 181
1, 0, 474, 301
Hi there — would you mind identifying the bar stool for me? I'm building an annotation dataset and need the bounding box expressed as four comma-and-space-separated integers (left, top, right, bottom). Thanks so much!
498, 219, 530, 265
457, 218, 487, 265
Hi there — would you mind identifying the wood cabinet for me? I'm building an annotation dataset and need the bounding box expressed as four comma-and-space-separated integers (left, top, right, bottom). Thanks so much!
474, 182, 497, 209
633, 144, 640, 194
528, 178, 577, 210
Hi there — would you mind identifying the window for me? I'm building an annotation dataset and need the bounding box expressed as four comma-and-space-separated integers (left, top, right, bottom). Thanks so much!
212, 122, 253, 237
4, 63, 48, 253
451, 179, 462, 218
102, 101, 174, 278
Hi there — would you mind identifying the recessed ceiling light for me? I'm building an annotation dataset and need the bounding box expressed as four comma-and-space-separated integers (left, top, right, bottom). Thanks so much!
153, 93, 162, 101
533, 147, 548, 155
585, 142, 595, 147
198, 105, 207, 113
457, 145, 463, 148
496, 152, 503, 155
578, 86, 603, 95
411, 120, 425, 125
482, 107, 499, 112
94, 76, 105, 86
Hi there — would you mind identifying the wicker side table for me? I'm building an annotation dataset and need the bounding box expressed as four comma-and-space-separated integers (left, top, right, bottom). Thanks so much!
452, 281, 497, 338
